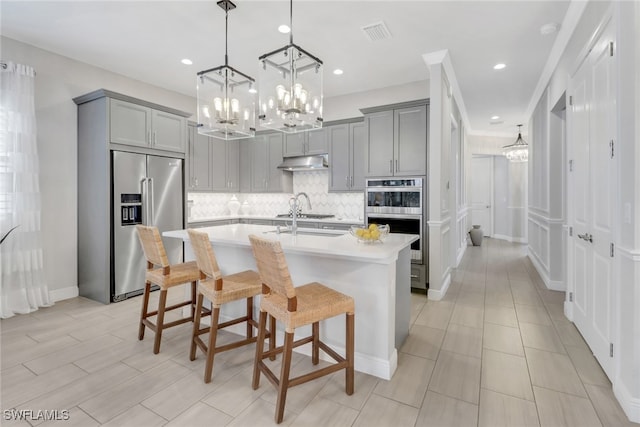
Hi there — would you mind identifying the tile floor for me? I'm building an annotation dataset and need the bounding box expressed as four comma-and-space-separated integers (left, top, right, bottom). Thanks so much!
1, 238, 637, 426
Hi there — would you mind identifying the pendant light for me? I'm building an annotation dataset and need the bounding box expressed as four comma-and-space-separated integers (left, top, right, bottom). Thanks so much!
503, 124, 529, 162
258, 0, 323, 133
197, 0, 255, 140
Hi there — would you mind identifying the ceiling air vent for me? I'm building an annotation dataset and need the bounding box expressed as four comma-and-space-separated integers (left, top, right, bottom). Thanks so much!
361, 21, 392, 41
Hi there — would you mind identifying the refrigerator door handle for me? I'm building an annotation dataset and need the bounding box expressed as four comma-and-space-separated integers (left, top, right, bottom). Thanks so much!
140, 177, 148, 225
148, 177, 155, 226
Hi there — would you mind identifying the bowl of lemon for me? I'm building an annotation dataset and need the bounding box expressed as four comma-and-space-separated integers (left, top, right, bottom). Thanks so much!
349, 223, 390, 244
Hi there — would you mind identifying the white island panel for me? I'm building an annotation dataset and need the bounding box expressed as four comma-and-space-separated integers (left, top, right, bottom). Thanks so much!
164, 224, 417, 379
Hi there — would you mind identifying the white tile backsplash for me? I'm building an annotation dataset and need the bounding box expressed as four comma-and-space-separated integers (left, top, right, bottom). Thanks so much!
188, 170, 364, 220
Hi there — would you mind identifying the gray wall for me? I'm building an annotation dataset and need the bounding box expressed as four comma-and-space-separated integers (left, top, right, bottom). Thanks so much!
1, 36, 196, 298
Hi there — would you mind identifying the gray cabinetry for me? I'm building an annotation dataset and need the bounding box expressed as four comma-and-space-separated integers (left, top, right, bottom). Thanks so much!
110, 98, 186, 153
394, 105, 427, 176
283, 129, 327, 157
362, 101, 428, 177
210, 139, 239, 192
251, 133, 293, 193
328, 121, 365, 191
187, 126, 238, 192
187, 124, 212, 191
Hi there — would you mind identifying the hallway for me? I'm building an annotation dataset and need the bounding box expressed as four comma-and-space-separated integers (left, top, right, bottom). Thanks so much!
1, 238, 637, 426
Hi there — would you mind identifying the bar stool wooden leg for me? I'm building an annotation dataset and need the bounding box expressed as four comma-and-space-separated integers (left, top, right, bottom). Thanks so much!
312, 321, 320, 365
275, 331, 295, 424
153, 289, 168, 354
269, 314, 276, 361
253, 310, 268, 390
346, 313, 355, 395
139, 282, 151, 340
204, 307, 220, 384
190, 281, 197, 320
246, 297, 254, 339
190, 293, 205, 361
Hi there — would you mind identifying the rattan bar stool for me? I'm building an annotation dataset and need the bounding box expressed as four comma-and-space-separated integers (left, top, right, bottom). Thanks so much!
248, 234, 355, 424
188, 229, 274, 383
136, 225, 200, 354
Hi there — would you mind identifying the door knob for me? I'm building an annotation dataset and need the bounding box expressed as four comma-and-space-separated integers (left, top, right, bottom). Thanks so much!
577, 233, 593, 243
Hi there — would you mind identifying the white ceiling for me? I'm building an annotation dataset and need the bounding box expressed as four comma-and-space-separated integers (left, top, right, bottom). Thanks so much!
1, 1, 571, 135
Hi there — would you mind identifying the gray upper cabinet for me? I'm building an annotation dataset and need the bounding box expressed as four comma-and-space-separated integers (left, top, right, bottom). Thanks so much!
251, 133, 293, 193
394, 105, 427, 176
187, 125, 212, 191
239, 138, 252, 193
363, 102, 428, 177
283, 128, 328, 157
210, 139, 239, 192
328, 121, 365, 191
364, 110, 394, 176
187, 124, 239, 193
110, 98, 186, 153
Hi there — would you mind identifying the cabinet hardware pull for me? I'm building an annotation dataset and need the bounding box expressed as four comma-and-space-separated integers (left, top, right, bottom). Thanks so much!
395, 159, 398, 172
351, 176, 354, 187
153, 131, 157, 146
389, 160, 393, 173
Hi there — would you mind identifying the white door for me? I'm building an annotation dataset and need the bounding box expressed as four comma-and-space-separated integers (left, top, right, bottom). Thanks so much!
471, 156, 493, 237
568, 20, 615, 378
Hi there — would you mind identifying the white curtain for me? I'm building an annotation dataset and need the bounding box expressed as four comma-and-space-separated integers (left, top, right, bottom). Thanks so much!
0, 60, 52, 318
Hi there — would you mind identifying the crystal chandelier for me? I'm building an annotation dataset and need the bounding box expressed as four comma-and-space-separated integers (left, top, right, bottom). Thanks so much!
258, 0, 323, 133
503, 124, 529, 162
197, 0, 255, 140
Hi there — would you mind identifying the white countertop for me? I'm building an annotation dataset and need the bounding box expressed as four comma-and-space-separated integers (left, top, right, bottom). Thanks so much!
165, 224, 417, 264
187, 215, 364, 225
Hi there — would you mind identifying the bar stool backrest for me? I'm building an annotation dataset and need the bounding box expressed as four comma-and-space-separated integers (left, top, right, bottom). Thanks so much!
136, 225, 169, 268
248, 234, 296, 300
187, 228, 222, 281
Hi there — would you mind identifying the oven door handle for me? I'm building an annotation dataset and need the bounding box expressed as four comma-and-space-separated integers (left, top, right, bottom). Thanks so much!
365, 213, 423, 219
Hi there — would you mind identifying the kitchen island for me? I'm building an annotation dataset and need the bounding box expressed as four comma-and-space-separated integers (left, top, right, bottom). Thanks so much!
164, 224, 418, 380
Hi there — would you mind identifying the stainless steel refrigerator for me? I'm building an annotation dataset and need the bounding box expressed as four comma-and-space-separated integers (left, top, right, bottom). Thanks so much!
112, 151, 184, 301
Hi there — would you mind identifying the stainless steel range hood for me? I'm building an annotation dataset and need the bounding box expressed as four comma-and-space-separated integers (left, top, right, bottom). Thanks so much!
277, 154, 328, 171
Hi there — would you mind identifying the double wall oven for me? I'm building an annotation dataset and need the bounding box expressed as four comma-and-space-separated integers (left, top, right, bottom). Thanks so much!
365, 178, 428, 290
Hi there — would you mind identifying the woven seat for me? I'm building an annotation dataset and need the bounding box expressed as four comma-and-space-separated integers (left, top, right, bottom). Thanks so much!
188, 229, 275, 383
136, 225, 201, 354
249, 234, 355, 424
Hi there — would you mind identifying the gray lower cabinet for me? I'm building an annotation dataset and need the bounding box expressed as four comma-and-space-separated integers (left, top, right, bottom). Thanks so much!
251, 133, 293, 193
328, 121, 366, 191
363, 103, 427, 177
318, 223, 352, 231
283, 128, 327, 157
110, 98, 186, 153
189, 219, 239, 228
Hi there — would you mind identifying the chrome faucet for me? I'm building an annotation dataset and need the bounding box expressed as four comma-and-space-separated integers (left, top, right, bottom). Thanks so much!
289, 192, 311, 236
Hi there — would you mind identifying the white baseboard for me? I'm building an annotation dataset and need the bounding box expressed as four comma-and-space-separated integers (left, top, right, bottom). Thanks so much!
493, 234, 528, 244
456, 244, 467, 266
613, 380, 640, 423
564, 300, 573, 321
428, 272, 451, 301
528, 251, 566, 291
49, 286, 79, 302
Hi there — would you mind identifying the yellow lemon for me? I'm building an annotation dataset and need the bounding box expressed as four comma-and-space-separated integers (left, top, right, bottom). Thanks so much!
362, 231, 371, 239
370, 230, 380, 240
368, 223, 378, 231
355, 228, 365, 237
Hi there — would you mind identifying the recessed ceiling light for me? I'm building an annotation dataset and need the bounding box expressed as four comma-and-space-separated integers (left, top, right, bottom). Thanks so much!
491, 115, 500, 120
493, 63, 506, 70
248, 88, 257, 94
181, 58, 193, 65
333, 69, 344, 75
540, 22, 559, 35
278, 24, 290, 34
